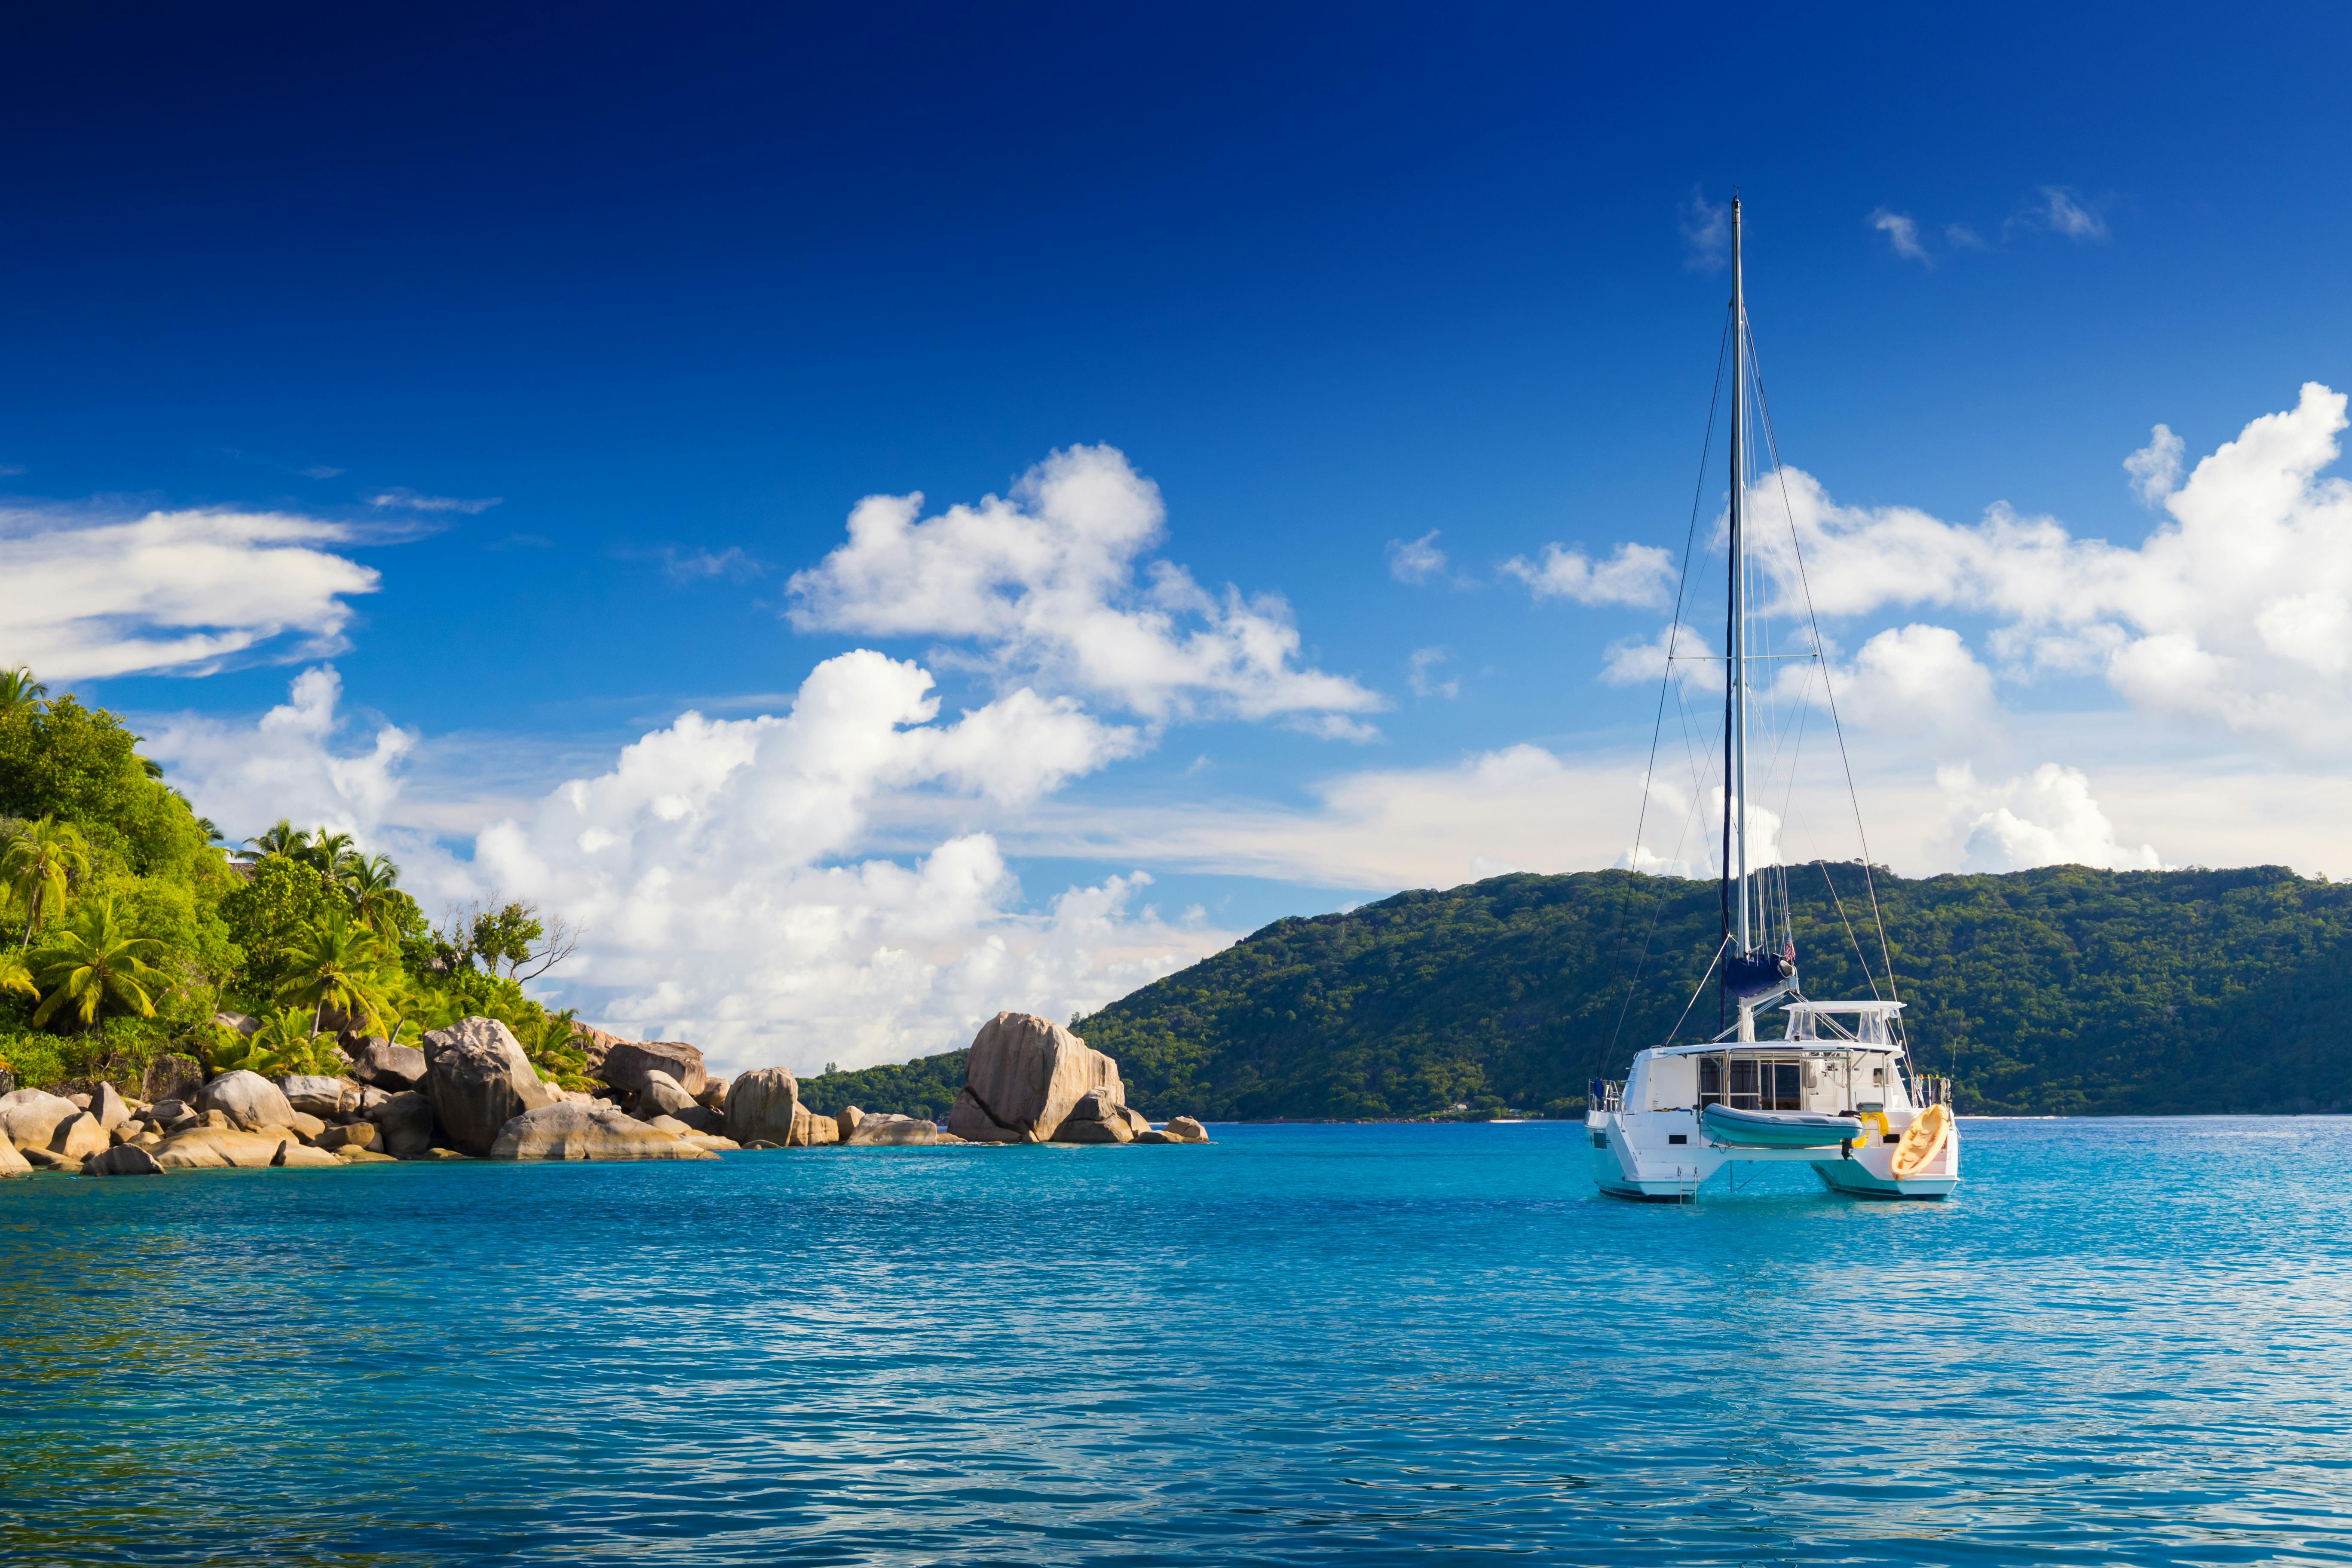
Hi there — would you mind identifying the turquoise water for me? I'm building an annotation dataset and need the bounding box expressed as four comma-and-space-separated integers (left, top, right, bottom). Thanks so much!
5, 1119, 2351, 1566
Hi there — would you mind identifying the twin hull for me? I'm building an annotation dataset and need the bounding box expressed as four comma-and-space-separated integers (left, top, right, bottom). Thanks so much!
1587, 1035, 1958, 1201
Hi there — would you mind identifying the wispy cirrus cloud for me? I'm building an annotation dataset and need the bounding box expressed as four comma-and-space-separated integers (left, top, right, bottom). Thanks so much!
368, 487, 502, 514
1868, 208, 1930, 264
0, 502, 383, 681
661, 545, 763, 584
1386, 530, 1447, 584
1679, 186, 1730, 273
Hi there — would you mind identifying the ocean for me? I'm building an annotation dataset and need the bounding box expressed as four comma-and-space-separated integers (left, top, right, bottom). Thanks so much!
4, 1118, 2348, 1565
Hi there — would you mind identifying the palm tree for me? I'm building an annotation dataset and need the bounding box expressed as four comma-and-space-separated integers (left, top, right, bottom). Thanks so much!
247, 1007, 340, 1075
245, 819, 310, 860
276, 907, 391, 1036
301, 828, 358, 879
28, 898, 168, 1029
0, 951, 35, 1001
0, 666, 47, 718
341, 852, 404, 931
2, 818, 91, 949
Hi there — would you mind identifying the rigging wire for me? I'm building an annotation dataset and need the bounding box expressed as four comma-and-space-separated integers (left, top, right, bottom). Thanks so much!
1743, 315, 1907, 1041
1605, 305, 1734, 1063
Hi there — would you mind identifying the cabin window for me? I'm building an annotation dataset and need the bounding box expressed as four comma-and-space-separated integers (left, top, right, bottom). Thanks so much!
1705, 1057, 1803, 1110
1872, 1068, 1886, 1086
1667, 1134, 1687, 1145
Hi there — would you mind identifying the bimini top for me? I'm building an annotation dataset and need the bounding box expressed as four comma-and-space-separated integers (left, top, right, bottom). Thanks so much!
1783, 1000, 1905, 1017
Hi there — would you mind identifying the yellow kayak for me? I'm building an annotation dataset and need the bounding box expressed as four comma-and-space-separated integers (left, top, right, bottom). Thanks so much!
1891, 1103, 1951, 1180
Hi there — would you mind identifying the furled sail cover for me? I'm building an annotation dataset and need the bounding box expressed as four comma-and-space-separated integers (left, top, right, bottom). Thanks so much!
1723, 941, 1796, 998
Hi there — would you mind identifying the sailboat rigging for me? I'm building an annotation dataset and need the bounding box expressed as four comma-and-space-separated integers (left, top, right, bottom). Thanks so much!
1584, 199, 1959, 1201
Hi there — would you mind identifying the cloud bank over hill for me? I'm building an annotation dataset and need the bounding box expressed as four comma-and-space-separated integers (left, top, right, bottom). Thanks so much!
110, 392, 2352, 1068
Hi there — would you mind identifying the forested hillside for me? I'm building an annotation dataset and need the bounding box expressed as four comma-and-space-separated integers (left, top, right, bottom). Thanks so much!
820, 865, 2352, 1120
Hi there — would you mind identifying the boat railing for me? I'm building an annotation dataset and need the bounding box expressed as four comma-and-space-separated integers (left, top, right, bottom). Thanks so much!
1588, 1078, 1625, 1113
1911, 1074, 1954, 1108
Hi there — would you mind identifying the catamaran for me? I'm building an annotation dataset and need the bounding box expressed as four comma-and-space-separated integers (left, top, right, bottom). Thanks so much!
1585, 199, 1958, 1201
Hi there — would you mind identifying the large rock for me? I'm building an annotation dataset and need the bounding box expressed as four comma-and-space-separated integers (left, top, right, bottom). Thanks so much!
0, 1138, 30, 1176
600, 1040, 707, 1098
696, 1075, 729, 1111
85, 1144, 163, 1176
724, 1066, 800, 1145
1052, 1089, 1135, 1145
274, 1140, 340, 1168
51, 1112, 110, 1162
786, 1104, 839, 1146
346, 1038, 427, 1092
833, 1104, 864, 1141
278, 1075, 356, 1117
844, 1112, 938, 1147
1165, 1116, 1208, 1143
488, 1101, 720, 1161
141, 1054, 207, 1105
147, 1099, 198, 1132
671, 1104, 725, 1134
316, 1122, 382, 1153
90, 1082, 131, 1131
366, 1090, 437, 1157
948, 1012, 1126, 1145
637, 1070, 698, 1118
0, 1090, 83, 1152
421, 1017, 558, 1156
153, 1127, 293, 1170
211, 1011, 260, 1038
197, 1071, 297, 1132
569, 1021, 629, 1076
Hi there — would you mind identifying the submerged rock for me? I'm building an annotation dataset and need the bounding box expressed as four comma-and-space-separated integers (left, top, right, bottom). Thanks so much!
421, 1017, 558, 1156
489, 1101, 719, 1161
725, 1066, 800, 1145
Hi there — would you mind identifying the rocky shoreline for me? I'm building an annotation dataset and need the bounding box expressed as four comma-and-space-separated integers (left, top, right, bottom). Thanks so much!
0, 1010, 1205, 1178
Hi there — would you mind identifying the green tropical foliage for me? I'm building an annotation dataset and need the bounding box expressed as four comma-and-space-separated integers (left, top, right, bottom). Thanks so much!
28, 897, 170, 1029
3, 817, 90, 947
0, 668, 591, 1092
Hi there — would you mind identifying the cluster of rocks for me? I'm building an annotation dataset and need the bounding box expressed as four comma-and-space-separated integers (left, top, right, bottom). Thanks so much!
0, 1010, 1204, 1179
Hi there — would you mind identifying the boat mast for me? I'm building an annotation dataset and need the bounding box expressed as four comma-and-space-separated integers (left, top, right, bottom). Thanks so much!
1727, 197, 1750, 956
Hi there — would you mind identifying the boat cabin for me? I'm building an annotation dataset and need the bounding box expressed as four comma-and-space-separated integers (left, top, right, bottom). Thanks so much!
1616, 1001, 1911, 1117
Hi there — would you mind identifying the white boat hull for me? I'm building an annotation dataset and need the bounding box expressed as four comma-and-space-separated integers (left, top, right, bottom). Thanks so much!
1586, 1102, 1958, 1202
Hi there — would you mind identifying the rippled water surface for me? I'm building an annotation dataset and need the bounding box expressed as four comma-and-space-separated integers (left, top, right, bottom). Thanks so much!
6, 1119, 2352, 1565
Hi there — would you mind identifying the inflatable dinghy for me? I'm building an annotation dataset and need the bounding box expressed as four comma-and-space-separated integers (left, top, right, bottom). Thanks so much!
1699, 1104, 1859, 1148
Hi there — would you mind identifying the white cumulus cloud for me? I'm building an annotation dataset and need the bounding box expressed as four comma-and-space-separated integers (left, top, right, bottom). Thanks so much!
787, 445, 1383, 734
1944, 763, 2162, 872
1504, 541, 1676, 607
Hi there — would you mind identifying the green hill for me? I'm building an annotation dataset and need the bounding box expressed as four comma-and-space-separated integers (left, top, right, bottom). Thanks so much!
814, 865, 2352, 1120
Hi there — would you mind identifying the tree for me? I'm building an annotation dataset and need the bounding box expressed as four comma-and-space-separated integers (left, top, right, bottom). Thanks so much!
341, 853, 405, 932
442, 897, 580, 981
2, 818, 91, 948
218, 856, 347, 1004
302, 828, 358, 879
0, 697, 214, 879
245, 819, 310, 861
0, 667, 47, 718
276, 907, 392, 1036
0, 950, 34, 1001
28, 897, 168, 1029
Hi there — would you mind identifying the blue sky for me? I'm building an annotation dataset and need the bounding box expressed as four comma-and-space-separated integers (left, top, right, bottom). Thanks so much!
8, 3, 2351, 1070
